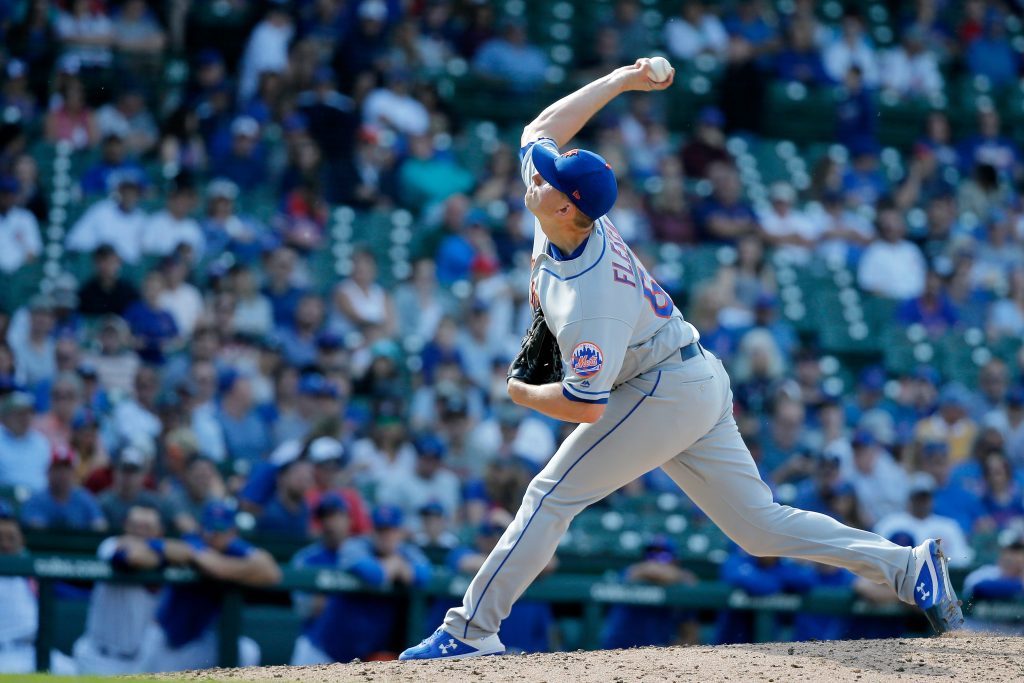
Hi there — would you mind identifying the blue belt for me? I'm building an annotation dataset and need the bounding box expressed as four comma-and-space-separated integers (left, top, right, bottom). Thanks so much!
680, 341, 704, 362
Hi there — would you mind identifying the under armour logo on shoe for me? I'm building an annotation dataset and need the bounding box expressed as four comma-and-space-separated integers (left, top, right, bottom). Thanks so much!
917, 582, 930, 601
438, 639, 458, 654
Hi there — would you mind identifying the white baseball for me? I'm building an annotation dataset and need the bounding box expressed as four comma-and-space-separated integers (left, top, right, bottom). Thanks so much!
648, 56, 673, 83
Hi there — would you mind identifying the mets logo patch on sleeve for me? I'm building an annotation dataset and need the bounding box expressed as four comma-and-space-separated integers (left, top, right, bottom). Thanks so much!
571, 342, 604, 378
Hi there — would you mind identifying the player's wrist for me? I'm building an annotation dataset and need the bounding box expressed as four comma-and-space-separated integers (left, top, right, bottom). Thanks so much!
607, 68, 633, 94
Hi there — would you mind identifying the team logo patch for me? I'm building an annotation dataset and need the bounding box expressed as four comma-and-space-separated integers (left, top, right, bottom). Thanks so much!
571, 342, 604, 378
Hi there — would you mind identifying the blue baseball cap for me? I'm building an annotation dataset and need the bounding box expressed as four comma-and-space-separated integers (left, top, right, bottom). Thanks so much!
851, 429, 876, 448
858, 366, 886, 391
217, 369, 242, 396
372, 504, 405, 529
314, 492, 349, 518
419, 501, 445, 517
298, 373, 338, 398
531, 145, 618, 220
939, 382, 972, 408
201, 500, 237, 533
913, 365, 941, 386
414, 434, 446, 460
644, 535, 678, 562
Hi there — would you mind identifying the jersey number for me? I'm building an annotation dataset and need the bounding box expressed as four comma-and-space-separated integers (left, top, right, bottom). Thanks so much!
638, 264, 673, 318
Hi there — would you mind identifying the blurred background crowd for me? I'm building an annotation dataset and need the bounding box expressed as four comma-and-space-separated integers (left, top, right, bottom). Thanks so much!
0, 0, 1023, 670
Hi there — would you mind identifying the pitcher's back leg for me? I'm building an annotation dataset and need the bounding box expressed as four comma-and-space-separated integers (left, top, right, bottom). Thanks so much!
659, 406, 916, 600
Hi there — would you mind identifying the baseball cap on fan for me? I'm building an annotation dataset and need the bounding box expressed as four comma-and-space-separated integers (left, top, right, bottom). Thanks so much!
531, 145, 618, 220
201, 500, 238, 533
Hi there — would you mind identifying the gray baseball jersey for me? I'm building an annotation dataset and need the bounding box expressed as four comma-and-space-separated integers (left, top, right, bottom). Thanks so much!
442, 137, 926, 643
522, 138, 698, 403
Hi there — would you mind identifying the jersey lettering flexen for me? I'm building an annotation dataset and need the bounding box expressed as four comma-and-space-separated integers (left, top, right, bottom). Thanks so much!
521, 139, 699, 405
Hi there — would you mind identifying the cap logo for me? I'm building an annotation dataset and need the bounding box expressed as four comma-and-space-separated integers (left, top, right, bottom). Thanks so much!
572, 190, 582, 200
561, 149, 580, 157
571, 342, 604, 378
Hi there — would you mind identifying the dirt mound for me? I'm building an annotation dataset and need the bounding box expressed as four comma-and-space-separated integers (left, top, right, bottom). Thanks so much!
163, 633, 1022, 682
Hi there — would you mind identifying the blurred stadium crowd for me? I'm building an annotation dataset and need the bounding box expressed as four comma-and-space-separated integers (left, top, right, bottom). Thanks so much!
0, 0, 1024, 672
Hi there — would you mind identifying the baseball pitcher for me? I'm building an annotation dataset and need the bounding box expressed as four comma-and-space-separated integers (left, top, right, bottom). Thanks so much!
401, 59, 962, 660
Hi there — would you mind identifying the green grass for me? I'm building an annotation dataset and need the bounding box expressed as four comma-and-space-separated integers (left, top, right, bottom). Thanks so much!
0, 676, 238, 683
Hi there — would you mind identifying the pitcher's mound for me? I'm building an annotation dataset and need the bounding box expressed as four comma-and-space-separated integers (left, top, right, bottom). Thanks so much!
165, 633, 1023, 682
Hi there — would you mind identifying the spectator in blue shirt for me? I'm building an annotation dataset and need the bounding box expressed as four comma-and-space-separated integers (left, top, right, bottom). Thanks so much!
122, 271, 179, 364
141, 501, 280, 672
776, 18, 832, 86
835, 66, 877, 153
966, 21, 1019, 89
896, 271, 960, 337
98, 445, 168, 532
602, 536, 699, 649
759, 397, 809, 475
276, 293, 325, 368
473, 20, 549, 89
20, 445, 106, 531
715, 548, 818, 644
962, 533, 1024, 602
289, 494, 354, 665
215, 370, 271, 465
976, 452, 1024, 533
255, 450, 314, 538
209, 116, 268, 192
262, 246, 307, 329
843, 366, 893, 428
435, 207, 485, 285
724, 0, 781, 59
79, 132, 146, 197
692, 162, 759, 245
957, 107, 1021, 178
841, 141, 889, 207
239, 440, 303, 513
918, 441, 985, 535
200, 180, 267, 266
792, 447, 846, 515
290, 492, 350, 607
306, 505, 432, 663
0, 390, 52, 492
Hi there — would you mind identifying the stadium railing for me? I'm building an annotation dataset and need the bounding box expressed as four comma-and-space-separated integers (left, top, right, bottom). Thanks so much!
2, 553, 1021, 671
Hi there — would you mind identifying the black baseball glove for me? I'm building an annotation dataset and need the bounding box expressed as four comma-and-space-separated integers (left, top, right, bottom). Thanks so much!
507, 308, 563, 385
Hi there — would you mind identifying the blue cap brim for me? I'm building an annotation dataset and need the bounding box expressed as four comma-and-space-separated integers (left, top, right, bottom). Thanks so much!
531, 144, 570, 197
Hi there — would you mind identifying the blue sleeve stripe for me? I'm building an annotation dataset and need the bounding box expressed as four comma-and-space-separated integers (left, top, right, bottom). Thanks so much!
566, 385, 612, 396
520, 137, 557, 162
563, 387, 608, 404
519, 142, 535, 163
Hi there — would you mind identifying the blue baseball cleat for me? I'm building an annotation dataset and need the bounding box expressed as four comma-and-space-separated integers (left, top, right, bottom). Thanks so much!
399, 628, 505, 661
911, 538, 964, 634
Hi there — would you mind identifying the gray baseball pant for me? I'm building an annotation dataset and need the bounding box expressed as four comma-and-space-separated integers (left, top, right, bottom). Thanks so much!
445, 352, 917, 640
